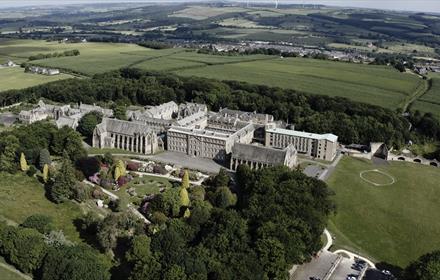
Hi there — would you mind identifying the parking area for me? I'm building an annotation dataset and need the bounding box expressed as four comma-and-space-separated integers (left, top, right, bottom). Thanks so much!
292, 253, 370, 280
291, 251, 340, 280
329, 258, 363, 280
0, 112, 17, 127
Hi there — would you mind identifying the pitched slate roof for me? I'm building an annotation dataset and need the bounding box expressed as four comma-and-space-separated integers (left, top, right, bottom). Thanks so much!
96, 118, 153, 136
231, 143, 288, 165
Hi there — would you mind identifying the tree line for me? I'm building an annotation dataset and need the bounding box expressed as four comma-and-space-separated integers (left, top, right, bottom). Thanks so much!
28, 49, 80, 61
2, 68, 439, 148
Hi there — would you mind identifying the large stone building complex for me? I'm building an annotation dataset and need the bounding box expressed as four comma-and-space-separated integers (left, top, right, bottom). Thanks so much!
19, 101, 113, 129
93, 118, 161, 154
92, 103, 338, 166
167, 123, 254, 161
265, 128, 338, 161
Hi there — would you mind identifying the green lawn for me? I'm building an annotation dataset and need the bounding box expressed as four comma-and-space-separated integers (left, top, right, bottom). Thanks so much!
0, 67, 73, 92
412, 73, 440, 119
0, 257, 30, 280
0, 39, 432, 113
0, 172, 85, 242
111, 175, 172, 207
177, 57, 421, 109
327, 156, 440, 267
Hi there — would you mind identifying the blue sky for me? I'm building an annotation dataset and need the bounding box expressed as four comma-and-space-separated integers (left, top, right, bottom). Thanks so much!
0, 0, 439, 13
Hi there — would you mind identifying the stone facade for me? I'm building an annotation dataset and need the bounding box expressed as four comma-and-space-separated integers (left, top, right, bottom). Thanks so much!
265, 128, 338, 161
28, 66, 60, 75
230, 143, 297, 171
143, 101, 178, 120
19, 100, 70, 124
19, 100, 113, 129
167, 123, 254, 161
93, 118, 161, 154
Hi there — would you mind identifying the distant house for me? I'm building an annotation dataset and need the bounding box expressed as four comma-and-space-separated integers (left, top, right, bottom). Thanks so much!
28, 66, 60, 76
1, 60, 17, 67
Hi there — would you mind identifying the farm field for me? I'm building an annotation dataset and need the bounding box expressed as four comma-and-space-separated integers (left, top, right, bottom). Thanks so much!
0, 67, 73, 92
412, 73, 440, 119
327, 156, 440, 268
169, 5, 247, 20
177, 57, 421, 109
0, 172, 85, 242
0, 39, 177, 76
0, 39, 433, 112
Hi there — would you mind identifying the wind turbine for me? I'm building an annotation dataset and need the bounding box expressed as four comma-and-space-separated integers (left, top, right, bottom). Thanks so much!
275, 0, 279, 9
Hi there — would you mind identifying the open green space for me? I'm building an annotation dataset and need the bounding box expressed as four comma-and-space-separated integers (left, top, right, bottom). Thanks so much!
0, 39, 177, 76
0, 172, 85, 242
177, 57, 421, 109
327, 156, 440, 267
111, 175, 172, 207
169, 5, 247, 20
0, 265, 28, 280
412, 73, 440, 119
0, 67, 72, 92
1, 39, 433, 113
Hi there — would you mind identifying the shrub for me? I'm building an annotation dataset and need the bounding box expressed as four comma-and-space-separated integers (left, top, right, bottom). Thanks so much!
117, 176, 130, 186
127, 161, 141, 171
21, 214, 54, 234
26, 165, 38, 177
153, 164, 167, 175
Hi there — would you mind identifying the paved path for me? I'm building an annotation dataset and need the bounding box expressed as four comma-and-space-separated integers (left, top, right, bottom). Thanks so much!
323, 229, 376, 269
83, 180, 151, 224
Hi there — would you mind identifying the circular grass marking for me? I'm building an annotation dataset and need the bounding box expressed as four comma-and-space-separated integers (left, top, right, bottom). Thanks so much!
359, 169, 396, 186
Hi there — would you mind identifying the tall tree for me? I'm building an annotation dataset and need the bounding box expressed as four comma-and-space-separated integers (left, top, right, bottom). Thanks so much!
404, 250, 440, 280
39, 149, 51, 170
20, 152, 29, 172
0, 135, 19, 173
180, 187, 190, 207
114, 160, 126, 180
41, 245, 111, 280
42, 164, 49, 183
181, 170, 190, 189
48, 154, 76, 203
77, 111, 103, 140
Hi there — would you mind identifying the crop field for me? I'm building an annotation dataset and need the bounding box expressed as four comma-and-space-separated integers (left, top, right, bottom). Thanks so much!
196, 27, 305, 41
0, 67, 72, 92
0, 39, 175, 76
177, 57, 421, 109
218, 18, 271, 29
383, 42, 437, 56
169, 6, 247, 20
1, 39, 434, 113
327, 156, 440, 267
412, 73, 440, 118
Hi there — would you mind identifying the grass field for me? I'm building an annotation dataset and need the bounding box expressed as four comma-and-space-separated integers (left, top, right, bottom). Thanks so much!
0, 39, 431, 112
111, 175, 172, 208
169, 6, 247, 20
327, 156, 440, 267
0, 39, 176, 76
218, 18, 271, 29
0, 67, 73, 92
0, 172, 85, 242
0, 264, 28, 280
412, 73, 440, 119
177, 57, 421, 109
